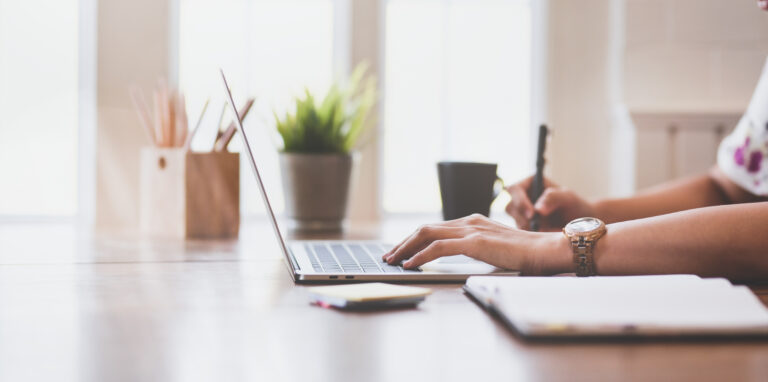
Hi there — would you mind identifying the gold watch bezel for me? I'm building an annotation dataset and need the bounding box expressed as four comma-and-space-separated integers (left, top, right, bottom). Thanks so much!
562, 217, 606, 242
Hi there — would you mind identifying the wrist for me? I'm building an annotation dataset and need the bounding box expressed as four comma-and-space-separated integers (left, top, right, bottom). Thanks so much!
591, 200, 617, 224
589, 200, 604, 220
526, 232, 573, 275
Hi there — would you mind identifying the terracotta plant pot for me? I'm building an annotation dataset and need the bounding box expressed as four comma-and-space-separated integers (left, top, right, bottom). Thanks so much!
279, 152, 356, 231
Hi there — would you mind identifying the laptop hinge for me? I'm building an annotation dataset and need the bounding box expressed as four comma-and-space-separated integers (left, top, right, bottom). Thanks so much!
288, 249, 301, 271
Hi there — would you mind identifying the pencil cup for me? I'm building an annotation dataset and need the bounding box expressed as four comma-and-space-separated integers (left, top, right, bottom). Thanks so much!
140, 148, 240, 239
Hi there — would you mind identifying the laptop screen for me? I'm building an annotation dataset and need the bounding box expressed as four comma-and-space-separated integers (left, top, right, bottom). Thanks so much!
219, 70, 295, 271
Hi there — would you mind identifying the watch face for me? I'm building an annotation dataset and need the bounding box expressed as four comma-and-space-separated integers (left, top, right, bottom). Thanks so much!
565, 217, 601, 235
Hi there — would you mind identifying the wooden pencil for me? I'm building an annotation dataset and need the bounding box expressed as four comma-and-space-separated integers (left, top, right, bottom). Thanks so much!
214, 98, 255, 152
129, 86, 156, 145
153, 91, 165, 147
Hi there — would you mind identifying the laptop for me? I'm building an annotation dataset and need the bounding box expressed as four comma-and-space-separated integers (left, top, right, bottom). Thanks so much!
220, 70, 519, 282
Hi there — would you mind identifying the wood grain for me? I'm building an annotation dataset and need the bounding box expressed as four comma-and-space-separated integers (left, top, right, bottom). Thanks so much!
0, 219, 767, 382
185, 152, 239, 238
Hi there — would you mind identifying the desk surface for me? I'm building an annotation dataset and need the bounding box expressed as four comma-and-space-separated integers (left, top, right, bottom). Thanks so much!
1, 218, 767, 382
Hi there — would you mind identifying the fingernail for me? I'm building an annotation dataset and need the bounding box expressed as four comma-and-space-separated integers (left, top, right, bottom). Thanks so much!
403, 261, 412, 268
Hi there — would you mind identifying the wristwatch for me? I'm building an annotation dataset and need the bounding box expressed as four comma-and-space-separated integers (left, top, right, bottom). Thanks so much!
563, 217, 606, 277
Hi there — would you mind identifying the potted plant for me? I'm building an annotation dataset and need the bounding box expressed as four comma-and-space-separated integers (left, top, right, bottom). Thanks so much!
274, 65, 376, 231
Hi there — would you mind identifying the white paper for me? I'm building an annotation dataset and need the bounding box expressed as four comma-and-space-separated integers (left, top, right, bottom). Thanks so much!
466, 275, 768, 336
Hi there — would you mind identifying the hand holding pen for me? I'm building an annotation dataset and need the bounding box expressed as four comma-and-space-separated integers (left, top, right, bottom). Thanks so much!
504, 125, 595, 231
529, 125, 549, 231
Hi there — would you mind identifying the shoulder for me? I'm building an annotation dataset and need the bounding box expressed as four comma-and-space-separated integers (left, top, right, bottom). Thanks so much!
717, 58, 768, 197
718, 117, 768, 197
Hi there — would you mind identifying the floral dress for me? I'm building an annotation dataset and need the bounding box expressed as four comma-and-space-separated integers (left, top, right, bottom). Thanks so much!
717, 59, 768, 196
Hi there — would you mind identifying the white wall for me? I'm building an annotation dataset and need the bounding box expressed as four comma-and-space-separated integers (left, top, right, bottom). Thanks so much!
623, 0, 768, 192
348, 0, 381, 222
545, 0, 768, 199
624, 0, 768, 112
545, 0, 617, 199
96, 0, 172, 232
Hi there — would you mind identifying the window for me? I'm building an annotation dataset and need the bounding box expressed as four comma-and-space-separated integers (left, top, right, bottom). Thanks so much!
179, 0, 535, 217
178, 0, 339, 215
383, 0, 532, 213
0, 0, 79, 216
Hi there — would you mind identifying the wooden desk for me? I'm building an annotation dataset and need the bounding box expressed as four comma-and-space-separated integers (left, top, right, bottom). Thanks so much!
1, 219, 767, 382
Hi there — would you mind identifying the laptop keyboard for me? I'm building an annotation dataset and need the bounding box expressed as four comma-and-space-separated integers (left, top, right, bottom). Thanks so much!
305, 243, 421, 274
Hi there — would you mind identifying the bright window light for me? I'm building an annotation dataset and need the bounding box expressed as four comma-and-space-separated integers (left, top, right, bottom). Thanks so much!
179, 0, 336, 215
384, 0, 532, 214
0, 0, 79, 216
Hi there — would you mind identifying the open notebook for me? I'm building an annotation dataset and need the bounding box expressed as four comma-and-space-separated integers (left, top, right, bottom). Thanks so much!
464, 275, 768, 338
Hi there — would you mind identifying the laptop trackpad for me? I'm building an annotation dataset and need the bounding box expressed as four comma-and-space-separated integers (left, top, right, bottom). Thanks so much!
421, 255, 501, 274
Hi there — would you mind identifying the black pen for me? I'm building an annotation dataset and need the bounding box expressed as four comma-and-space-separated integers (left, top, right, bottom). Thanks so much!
528, 124, 549, 232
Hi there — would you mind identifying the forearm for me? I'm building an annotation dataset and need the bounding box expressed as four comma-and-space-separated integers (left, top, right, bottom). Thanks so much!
541, 202, 768, 282
591, 170, 731, 223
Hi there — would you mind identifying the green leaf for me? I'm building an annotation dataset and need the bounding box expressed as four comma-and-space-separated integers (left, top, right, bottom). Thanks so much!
273, 62, 377, 154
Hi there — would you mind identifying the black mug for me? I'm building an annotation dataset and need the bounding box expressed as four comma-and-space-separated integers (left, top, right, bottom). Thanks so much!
437, 161, 503, 221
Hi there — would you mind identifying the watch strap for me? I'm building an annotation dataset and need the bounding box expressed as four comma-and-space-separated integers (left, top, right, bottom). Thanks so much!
571, 236, 597, 277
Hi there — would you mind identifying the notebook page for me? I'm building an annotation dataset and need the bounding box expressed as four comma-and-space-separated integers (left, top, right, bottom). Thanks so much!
466, 275, 768, 335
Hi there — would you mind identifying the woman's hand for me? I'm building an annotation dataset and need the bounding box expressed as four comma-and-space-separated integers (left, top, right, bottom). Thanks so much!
505, 175, 595, 231
381, 214, 569, 274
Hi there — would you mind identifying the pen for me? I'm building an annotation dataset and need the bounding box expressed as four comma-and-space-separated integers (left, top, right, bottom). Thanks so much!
529, 124, 548, 232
